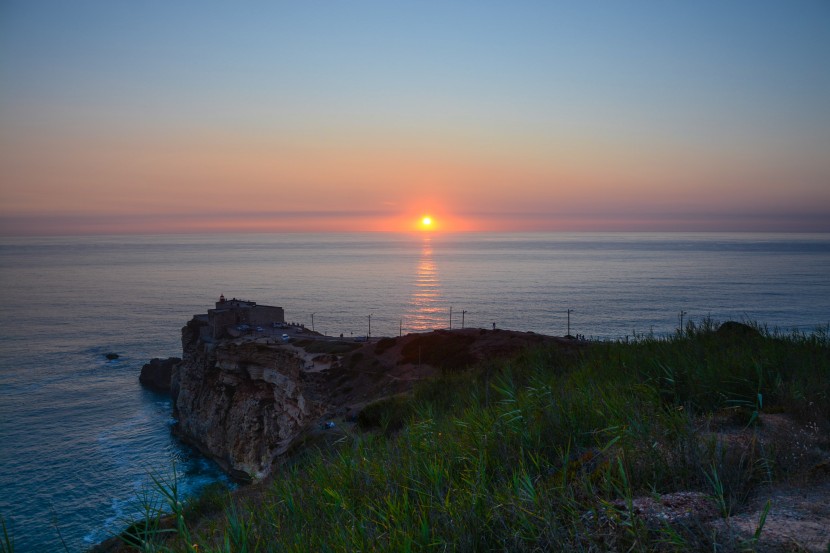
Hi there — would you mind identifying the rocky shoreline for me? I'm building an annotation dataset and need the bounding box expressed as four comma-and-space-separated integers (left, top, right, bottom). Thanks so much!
138, 357, 180, 393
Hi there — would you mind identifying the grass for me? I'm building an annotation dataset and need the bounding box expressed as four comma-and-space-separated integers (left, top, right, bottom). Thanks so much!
1, 516, 13, 553
13, 320, 830, 551
125, 321, 830, 550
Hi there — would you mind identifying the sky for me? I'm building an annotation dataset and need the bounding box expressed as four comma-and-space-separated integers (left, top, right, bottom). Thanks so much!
1, 1, 829, 234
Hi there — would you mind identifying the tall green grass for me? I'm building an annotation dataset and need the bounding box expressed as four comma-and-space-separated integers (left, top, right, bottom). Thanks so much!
122, 323, 830, 551
28, 322, 830, 551
1, 516, 13, 553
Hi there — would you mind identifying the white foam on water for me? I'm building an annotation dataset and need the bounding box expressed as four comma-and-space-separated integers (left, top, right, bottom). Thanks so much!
84, 496, 126, 545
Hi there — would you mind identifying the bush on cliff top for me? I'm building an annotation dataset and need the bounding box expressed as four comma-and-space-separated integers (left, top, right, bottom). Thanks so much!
399, 331, 477, 371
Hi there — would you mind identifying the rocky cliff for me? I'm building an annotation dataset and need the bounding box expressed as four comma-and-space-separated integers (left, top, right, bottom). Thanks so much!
171, 318, 327, 480
170, 314, 570, 481
139, 357, 180, 392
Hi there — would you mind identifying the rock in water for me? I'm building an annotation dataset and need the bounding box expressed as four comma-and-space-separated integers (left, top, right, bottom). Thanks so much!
105, 352, 119, 360
139, 357, 180, 392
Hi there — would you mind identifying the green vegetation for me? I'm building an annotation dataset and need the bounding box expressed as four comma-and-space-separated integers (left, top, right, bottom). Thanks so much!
1, 516, 13, 553
356, 395, 413, 434
115, 321, 829, 551
28, 321, 827, 552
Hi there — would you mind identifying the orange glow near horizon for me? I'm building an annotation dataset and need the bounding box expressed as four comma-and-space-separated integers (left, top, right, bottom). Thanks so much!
394, 208, 476, 233
3, 124, 827, 235
1, 3, 829, 237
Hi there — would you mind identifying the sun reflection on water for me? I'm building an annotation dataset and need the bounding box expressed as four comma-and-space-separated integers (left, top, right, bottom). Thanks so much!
405, 237, 445, 332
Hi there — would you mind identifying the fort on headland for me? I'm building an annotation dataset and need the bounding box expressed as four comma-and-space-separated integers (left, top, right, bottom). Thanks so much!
197, 294, 286, 341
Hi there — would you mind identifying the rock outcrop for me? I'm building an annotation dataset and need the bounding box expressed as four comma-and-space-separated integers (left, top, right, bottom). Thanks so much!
171, 318, 326, 480
170, 312, 578, 481
139, 357, 180, 392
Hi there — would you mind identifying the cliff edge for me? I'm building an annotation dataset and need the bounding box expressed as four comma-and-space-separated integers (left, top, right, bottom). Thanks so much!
171, 318, 329, 479
171, 312, 572, 480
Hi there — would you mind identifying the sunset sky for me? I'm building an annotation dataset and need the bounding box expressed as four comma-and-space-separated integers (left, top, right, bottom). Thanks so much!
1, 1, 828, 234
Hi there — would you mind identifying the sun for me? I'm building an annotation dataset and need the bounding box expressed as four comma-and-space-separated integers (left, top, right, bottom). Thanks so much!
410, 213, 440, 232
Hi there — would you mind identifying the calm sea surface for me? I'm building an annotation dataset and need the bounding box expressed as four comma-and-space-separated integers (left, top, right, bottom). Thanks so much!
1, 232, 829, 551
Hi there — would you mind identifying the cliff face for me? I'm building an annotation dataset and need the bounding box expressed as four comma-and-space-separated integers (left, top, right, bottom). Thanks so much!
170, 314, 570, 481
139, 357, 180, 392
171, 318, 324, 479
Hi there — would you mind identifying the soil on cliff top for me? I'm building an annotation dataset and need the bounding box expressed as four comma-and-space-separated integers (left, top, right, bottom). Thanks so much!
306, 328, 580, 417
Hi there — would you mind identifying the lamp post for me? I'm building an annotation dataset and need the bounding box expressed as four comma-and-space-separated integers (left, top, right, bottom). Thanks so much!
462, 310, 467, 329
567, 309, 574, 337
449, 306, 453, 329
368, 314, 372, 339
311, 313, 315, 333
679, 310, 687, 335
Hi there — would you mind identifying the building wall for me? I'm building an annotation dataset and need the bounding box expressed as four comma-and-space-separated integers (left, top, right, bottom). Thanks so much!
248, 305, 285, 325
208, 308, 242, 338
207, 303, 285, 337
215, 299, 256, 310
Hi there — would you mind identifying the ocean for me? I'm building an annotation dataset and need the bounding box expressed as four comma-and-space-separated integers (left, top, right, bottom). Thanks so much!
1, 232, 828, 551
